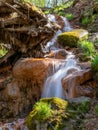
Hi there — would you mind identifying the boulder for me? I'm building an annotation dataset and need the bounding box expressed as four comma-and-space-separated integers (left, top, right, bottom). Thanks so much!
13, 58, 61, 90
62, 69, 92, 98
57, 29, 88, 47
44, 49, 67, 59
27, 97, 68, 130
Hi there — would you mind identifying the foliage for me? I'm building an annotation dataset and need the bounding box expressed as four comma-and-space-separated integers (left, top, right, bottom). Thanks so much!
95, 105, 98, 115
67, 100, 90, 129
81, 17, 91, 26
81, 15, 96, 27
0, 45, 8, 58
65, 13, 74, 20
78, 40, 95, 58
91, 54, 98, 72
44, 1, 74, 15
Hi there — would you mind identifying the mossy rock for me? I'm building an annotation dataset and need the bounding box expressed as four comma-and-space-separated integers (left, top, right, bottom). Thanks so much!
57, 29, 88, 47
26, 97, 68, 130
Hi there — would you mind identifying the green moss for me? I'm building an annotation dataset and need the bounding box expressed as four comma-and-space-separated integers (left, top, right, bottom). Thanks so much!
0, 45, 8, 58
26, 97, 68, 130
57, 29, 88, 47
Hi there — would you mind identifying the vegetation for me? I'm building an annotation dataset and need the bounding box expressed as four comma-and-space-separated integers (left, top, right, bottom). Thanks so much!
44, 0, 74, 15
0, 45, 8, 58
91, 54, 98, 72
65, 13, 74, 20
78, 40, 95, 58
95, 105, 98, 115
27, 97, 68, 130
81, 15, 96, 27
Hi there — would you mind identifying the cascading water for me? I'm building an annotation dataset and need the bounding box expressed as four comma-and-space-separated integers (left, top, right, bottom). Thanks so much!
41, 52, 81, 99
45, 14, 72, 52
41, 14, 81, 99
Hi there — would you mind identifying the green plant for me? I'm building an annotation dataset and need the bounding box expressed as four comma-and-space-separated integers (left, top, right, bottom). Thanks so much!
27, 98, 68, 130
95, 105, 98, 115
77, 100, 90, 113
92, 54, 98, 72
34, 101, 52, 121
78, 40, 95, 58
81, 17, 91, 26
0, 46, 8, 58
65, 13, 74, 20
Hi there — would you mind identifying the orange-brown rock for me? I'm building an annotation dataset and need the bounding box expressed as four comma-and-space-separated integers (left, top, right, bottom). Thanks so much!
62, 69, 92, 98
44, 49, 67, 59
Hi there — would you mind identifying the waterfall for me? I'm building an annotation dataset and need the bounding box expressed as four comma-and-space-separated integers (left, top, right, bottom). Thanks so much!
45, 14, 72, 52
41, 15, 80, 99
41, 53, 80, 99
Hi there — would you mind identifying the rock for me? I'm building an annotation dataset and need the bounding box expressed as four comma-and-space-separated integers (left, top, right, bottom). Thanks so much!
13, 58, 61, 90
57, 29, 88, 47
68, 96, 91, 104
27, 97, 68, 130
44, 49, 67, 59
77, 62, 91, 69
62, 69, 92, 98
4, 82, 20, 100
88, 33, 98, 43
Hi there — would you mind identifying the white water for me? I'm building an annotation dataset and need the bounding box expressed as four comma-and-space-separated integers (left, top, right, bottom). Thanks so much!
61, 16, 72, 32
41, 14, 80, 99
41, 53, 80, 99
45, 14, 72, 52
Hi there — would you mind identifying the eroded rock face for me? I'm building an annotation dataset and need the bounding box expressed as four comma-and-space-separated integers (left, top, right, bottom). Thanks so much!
62, 69, 92, 98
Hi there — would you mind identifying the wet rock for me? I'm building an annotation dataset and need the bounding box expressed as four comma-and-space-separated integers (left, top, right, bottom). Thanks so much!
44, 49, 67, 59
57, 29, 88, 47
77, 62, 91, 69
13, 58, 61, 90
62, 69, 92, 98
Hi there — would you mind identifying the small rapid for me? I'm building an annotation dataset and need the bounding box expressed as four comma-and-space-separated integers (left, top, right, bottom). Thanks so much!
41, 52, 81, 99
41, 14, 81, 99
